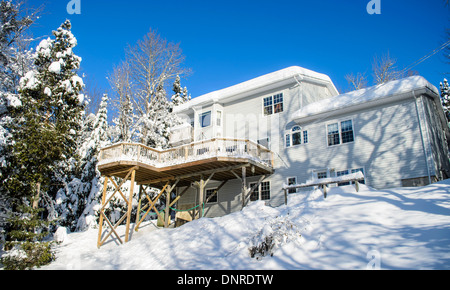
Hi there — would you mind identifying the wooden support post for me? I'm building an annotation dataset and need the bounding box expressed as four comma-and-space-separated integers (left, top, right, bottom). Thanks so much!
163, 179, 179, 228
197, 176, 205, 219
97, 177, 109, 248
136, 185, 143, 226
242, 166, 247, 209
124, 168, 136, 243
164, 187, 171, 228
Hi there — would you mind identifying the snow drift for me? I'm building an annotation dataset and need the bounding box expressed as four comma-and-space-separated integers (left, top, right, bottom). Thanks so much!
41, 180, 450, 270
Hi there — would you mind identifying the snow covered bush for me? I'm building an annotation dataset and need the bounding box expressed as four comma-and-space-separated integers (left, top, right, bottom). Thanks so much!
248, 216, 302, 260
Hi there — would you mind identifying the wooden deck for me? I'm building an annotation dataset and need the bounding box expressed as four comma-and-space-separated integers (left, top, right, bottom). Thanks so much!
97, 138, 274, 186
96, 138, 274, 248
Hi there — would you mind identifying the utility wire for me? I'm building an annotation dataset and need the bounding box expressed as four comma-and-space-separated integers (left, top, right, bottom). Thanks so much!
401, 40, 450, 74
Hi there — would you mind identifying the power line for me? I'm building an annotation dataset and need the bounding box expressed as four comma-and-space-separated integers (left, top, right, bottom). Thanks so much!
401, 40, 450, 74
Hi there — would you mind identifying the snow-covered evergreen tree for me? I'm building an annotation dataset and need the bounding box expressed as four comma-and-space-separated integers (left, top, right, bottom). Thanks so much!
0, 0, 36, 232
137, 84, 182, 148
56, 94, 111, 231
6, 19, 85, 211
171, 75, 191, 106
440, 78, 450, 124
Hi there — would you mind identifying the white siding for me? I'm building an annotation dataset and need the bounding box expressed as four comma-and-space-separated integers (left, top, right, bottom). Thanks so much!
174, 77, 450, 218
277, 98, 429, 191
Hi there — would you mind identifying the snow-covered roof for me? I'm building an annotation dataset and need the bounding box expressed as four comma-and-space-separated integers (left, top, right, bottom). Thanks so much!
174, 66, 337, 113
291, 76, 440, 123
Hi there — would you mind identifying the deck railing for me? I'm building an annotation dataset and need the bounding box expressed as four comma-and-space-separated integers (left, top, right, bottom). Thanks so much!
98, 138, 274, 169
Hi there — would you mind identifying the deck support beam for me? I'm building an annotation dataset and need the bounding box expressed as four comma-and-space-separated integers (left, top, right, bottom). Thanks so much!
97, 166, 138, 248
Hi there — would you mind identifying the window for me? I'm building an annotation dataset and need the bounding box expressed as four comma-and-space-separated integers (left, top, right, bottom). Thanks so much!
317, 171, 328, 179
263, 93, 283, 116
292, 126, 301, 146
327, 123, 340, 146
260, 182, 271, 200
249, 182, 259, 201
285, 134, 291, 148
327, 120, 354, 146
336, 168, 366, 186
286, 126, 308, 148
287, 177, 297, 194
351, 168, 365, 184
206, 188, 218, 203
263, 96, 273, 116
249, 181, 271, 201
273, 93, 284, 113
216, 110, 222, 127
199, 111, 211, 128
336, 170, 350, 186
341, 120, 354, 144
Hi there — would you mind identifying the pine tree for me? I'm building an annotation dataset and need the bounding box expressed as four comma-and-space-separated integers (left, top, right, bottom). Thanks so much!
56, 94, 111, 231
1, 204, 55, 270
138, 84, 182, 148
3, 20, 85, 248
0, 0, 37, 240
171, 75, 190, 106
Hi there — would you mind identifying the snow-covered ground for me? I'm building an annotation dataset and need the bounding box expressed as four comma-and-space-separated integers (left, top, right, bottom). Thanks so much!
41, 180, 450, 270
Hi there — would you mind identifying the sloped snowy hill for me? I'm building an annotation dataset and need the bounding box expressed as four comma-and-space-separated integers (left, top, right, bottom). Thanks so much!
42, 181, 450, 270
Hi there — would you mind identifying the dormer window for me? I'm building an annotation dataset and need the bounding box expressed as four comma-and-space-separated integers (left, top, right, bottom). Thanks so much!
263, 93, 283, 116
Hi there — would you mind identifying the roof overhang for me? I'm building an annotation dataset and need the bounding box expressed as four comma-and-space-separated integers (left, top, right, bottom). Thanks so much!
174, 66, 338, 114
291, 76, 442, 125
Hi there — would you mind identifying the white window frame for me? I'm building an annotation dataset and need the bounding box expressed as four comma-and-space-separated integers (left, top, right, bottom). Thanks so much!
285, 126, 308, 148
260, 181, 271, 200
327, 119, 355, 147
312, 168, 335, 180
249, 182, 260, 201
336, 167, 366, 186
248, 181, 271, 201
287, 177, 298, 194
216, 110, 222, 127
263, 93, 284, 116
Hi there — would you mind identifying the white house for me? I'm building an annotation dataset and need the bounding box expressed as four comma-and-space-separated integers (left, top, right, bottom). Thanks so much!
97, 66, 450, 233
169, 66, 450, 220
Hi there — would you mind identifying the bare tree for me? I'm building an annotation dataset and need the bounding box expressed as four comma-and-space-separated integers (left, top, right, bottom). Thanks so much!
125, 29, 191, 117
108, 61, 134, 142
372, 52, 401, 85
345, 72, 368, 91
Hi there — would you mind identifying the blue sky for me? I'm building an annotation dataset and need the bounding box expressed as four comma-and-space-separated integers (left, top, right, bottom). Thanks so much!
26, 0, 449, 99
